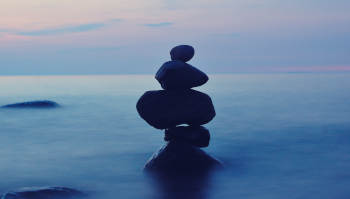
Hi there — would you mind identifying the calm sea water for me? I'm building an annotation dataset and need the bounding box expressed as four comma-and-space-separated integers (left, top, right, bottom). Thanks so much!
0, 74, 350, 199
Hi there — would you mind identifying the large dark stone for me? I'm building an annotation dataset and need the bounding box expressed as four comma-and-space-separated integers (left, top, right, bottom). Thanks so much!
155, 61, 208, 90
144, 141, 222, 174
164, 126, 210, 148
136, 89, 216, 129
170, 45, 195, 62
1, 100, 59, 108
0, 187, 85, 199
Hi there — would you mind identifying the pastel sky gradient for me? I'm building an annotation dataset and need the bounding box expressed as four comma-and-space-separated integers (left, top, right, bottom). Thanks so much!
0, 0, 349, 75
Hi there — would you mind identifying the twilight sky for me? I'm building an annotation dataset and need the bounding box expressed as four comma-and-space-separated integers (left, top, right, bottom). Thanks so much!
0, 0, 349, 75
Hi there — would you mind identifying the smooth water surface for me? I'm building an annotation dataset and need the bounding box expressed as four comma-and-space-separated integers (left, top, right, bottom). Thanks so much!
0, 74, 350, 199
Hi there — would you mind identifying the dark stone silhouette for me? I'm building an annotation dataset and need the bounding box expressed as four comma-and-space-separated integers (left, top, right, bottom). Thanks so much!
137, 44, 221, 198
145, 141, 221, 173
164, 126, 210, 148
170, 45, 195, 62
1, 100, 59, 108
155, 61, 208, 90
136, 89, 215, 129
0, 187, 85, 199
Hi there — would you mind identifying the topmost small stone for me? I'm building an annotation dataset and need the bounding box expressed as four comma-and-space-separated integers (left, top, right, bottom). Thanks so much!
170, 45, 195, 62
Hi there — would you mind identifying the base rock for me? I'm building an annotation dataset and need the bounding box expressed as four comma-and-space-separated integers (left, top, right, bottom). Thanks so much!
144, 141, 222, 174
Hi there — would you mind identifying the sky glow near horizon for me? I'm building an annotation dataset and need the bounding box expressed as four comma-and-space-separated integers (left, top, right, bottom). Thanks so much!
0, 0, 349, 75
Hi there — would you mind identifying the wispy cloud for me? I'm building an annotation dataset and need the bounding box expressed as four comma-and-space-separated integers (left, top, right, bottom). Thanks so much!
17, 23, 106, 36
56, 46, 124, 54
144, 22, 173, 27
2, 18, 122, 36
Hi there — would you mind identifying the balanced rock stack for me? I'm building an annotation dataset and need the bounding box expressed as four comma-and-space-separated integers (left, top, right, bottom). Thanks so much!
137, 45, 221, 174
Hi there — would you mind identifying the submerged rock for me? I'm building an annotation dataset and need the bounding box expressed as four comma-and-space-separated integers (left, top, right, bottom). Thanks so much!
144, 141, 222, 174
136, 89, 216, 129
164, 126, 210, 148
170, 45, 195, 62
155, 61, 208, 90
0, 187, 85, 199
1, 100, 59, 108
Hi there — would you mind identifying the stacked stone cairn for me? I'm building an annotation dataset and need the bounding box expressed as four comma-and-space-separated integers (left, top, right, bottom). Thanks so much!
137, 45, 221, 174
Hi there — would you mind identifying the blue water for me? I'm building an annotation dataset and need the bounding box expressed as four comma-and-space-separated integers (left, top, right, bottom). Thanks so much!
0, 74, 350, 199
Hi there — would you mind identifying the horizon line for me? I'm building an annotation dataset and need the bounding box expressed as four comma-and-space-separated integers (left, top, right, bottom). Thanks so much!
1, 71, 350, 77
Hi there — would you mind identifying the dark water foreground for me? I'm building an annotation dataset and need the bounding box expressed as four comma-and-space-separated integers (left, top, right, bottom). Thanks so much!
0, 74, 349, 199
